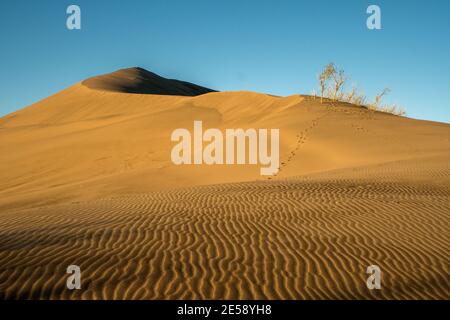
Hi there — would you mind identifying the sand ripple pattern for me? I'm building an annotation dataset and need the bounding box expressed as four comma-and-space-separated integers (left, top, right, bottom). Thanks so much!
0, 165, 449, 300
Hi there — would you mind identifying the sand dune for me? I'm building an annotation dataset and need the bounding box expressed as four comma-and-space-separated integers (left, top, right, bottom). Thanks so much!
0, 156, 448, 299
0, 68, 449, 299
83, 67, 216, 96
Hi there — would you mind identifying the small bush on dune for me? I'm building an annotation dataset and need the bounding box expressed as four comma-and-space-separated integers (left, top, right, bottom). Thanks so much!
378, 104, 406, 116
367, 88, 406, 116
342, 85, 367, 106
330, 67, 346, 100
318, 63, 336, 103
368, 88, 390, 110
315, 63, 406, 116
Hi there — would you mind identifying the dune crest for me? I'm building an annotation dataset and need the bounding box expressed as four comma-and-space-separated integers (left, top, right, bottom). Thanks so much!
82, 67, 216, 96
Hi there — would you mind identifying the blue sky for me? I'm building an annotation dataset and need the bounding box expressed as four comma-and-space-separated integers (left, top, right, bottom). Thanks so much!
0, 0, 449, 122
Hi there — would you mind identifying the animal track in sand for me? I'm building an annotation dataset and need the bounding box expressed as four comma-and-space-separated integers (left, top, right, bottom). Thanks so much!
271, 111, 330, 179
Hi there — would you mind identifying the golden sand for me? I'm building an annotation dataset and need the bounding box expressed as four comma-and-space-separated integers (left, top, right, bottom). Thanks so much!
0, 69, 448, 299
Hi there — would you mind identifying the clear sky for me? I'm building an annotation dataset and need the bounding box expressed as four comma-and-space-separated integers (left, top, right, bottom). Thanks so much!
0, 0, 449, 122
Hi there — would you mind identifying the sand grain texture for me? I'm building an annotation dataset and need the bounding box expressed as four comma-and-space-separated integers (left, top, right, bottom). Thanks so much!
0, 68, 449, 299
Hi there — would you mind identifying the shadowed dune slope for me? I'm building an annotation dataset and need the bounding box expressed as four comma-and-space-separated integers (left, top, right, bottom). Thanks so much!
82, 67, 216, 96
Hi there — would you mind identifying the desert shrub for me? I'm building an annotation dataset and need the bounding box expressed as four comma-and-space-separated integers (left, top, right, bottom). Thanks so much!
315, 63, 406, 116
368, 88, 390, 109
378, 104, 406, 116
318, 63, 336, 103
342, 85, 367, 106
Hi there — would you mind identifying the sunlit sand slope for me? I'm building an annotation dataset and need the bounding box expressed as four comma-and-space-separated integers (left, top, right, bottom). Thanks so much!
0, 68, 449, 300
0, 155, 448, 299
1, 69, 449, 211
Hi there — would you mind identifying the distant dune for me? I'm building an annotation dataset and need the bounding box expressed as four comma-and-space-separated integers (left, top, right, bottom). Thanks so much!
82, 67, 216, 96
0, 68, 449, 299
